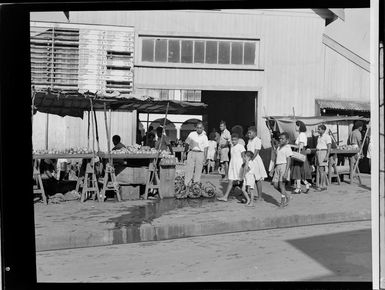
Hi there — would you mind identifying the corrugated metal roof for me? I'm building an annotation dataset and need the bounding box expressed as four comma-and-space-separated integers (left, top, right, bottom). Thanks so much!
316, 99, 370, 112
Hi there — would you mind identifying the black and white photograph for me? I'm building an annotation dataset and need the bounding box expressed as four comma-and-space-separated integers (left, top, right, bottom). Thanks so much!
1, 3, 381, 287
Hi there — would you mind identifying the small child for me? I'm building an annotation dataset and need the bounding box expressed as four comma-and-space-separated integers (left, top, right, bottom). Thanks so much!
239, 151, 257, 207
205, 133, 218, 174
315, 124, 331, 191
270, 132, 293, 208
246, 126, 268, 202
217, 133, 246, 202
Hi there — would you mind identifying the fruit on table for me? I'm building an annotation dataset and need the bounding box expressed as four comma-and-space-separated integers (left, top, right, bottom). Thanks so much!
336, 145, 357, 150
33, 147, 93, 154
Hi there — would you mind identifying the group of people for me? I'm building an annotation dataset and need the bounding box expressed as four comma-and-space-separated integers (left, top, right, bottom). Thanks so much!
182, 118, 368, 208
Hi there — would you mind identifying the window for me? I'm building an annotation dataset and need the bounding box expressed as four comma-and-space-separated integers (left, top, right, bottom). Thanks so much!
205, 41, 218, 64
218, 42, 230, 64
168, 39, 180, 63
140, 36, 259, 67
244, 42, 256, 65
155, 39, 167, 62
142, 39, 154, 62
181, 40, 193, 63
194, 41, 205, 63
231, 42, 243, 64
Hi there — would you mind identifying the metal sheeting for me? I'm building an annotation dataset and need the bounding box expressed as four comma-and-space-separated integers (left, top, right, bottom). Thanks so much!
316, 99, 370, 112
32, 89, 207, 118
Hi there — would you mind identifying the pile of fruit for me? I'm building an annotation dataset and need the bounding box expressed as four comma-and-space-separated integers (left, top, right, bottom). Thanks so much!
174, 177, 217, 199
336, 145, 358, 150
110, 144, 158, 155
33, 147, 93, 155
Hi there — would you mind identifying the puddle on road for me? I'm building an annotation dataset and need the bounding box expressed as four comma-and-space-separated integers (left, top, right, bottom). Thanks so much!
106, 198, 216, 244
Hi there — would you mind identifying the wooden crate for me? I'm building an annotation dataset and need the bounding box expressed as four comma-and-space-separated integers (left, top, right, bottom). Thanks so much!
159, 165, 176, 198
115, 166, 148, 185
120, 185, 140, 200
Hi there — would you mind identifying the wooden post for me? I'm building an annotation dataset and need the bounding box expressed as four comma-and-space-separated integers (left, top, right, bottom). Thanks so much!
45, 113, 49, 150
254, 94, 258, 128
93, 109, 100, 152
87, 111, 90, 150
103, 103, 111, 162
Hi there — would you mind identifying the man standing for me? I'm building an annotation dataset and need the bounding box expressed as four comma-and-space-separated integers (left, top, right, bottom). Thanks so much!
184, 122, 209, 186
348, 121, 364, 149
219, 120, 231, 181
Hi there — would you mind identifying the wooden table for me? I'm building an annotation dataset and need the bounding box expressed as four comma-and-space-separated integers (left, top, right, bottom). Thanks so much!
98, 152, 159, 200
329, 149, 360, 185
32, 153, 97, 203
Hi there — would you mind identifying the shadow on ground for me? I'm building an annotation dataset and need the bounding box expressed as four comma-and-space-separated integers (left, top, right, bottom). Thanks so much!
286, 228, 372, 281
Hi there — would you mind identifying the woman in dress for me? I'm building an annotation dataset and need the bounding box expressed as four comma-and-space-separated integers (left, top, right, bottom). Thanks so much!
291, 120, 312, 194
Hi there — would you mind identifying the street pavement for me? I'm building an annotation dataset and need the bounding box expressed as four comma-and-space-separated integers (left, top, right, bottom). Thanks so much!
36, 220, 372, 282
34, 174, 371, 251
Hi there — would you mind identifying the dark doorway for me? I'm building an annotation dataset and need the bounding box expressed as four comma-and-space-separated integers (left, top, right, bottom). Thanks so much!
201, 91, 257, 134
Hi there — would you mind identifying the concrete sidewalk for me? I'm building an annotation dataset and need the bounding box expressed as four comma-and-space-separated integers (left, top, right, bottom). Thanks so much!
34, 174, 371, 251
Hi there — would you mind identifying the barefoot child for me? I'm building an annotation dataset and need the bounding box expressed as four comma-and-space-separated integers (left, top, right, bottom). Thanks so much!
270, 132, 293, 208
315, 124, 331, 191
247, 126, 268, 202
240, 151, 258, 206
217, 133, 245, 201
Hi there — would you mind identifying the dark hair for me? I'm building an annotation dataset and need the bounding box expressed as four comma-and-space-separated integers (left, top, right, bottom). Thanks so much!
248, 126, 258, 133
354, 121, 363, 129
112, 135, 121, 143
279, 132, 290, 140
209, 132, 216, 141
245, 151, 254, 159
156, 127, 163, 134
220, 120, 226, 126
232, 125, 244, 138
196, 121, 204, 128
295, 120, 307, 133
148, 126, 154, 131
231, 133, 239, 139
318, 124, 326, 131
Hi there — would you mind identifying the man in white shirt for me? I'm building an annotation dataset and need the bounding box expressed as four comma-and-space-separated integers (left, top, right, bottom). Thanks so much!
316, 124, 332, 191
184, 122, 209, 186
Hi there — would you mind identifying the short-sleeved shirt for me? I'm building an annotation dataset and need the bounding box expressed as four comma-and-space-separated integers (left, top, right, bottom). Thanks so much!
348, 129, 362, 146
185, 131, 209, 152
247, 136, 262, 154
316, 134, 332, 150
295, 132, 308, 147
207, 140, 217, 160
155, 135, 171, 151
219, 129, 231, 147
112, 142, 125, 151
276, 144, 293, 165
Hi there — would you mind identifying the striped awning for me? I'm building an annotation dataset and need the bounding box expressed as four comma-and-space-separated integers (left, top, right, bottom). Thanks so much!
316, 99, 370, 112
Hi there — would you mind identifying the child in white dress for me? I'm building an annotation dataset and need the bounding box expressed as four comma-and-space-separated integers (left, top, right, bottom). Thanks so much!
239, 151, 258, 207
246, 126, 268, 202
217, 133, 246, 201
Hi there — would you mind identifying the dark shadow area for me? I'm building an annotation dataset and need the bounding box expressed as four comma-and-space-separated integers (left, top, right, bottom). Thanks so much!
286, 228, 372, 281
261, 192, 280, 207
359, 184, 371, 191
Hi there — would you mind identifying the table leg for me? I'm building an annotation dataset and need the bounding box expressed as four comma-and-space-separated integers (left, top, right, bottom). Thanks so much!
349, 156, 354, 184
316, 165, 320, 188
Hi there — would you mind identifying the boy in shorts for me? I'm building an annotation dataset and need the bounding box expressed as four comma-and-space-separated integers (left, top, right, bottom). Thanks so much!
269, 132, 293, 208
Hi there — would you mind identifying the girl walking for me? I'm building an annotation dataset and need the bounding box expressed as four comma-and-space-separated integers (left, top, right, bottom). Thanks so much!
239, 151, 258, 207
246, 126, 268, 202
291, 121, 312, 194
217, 133, 246, 201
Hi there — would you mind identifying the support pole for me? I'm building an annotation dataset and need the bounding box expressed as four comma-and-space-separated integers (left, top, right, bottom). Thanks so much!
146, 111, 150, 146
45, 113, 49, 150
87, 111, 90, 150
90, 100, 96, 166
103, 103, 111, 163
93, 109, 100, 152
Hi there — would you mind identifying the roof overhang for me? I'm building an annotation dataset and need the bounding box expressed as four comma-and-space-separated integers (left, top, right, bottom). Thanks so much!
312, 9, 345, 25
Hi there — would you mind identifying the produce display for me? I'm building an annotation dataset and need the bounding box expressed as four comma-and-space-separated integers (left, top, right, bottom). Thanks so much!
174, 176, 217, 199
336, 145, 359, 150
110, 144, 158, 155
33, 147, 93, 155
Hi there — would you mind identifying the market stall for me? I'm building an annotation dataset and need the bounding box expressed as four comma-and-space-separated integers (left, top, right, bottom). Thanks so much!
265, 115, 369, 187
32, 88, 206, 202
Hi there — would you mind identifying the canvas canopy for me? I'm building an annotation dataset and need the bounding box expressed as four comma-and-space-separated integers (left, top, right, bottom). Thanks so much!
264, 115, 369, 143
32, 88, 207, 118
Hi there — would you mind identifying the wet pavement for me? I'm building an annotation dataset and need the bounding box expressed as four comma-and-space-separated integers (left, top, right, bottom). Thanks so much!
34, 174, 371, 251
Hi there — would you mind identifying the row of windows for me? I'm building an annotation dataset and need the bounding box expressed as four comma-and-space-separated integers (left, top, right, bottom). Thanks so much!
141, 37, 258, 66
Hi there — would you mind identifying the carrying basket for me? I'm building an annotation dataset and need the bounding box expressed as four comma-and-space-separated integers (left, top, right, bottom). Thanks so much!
291, 151, 306, 163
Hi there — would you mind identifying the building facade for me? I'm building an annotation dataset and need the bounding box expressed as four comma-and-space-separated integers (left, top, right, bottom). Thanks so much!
31, 9, 370, 151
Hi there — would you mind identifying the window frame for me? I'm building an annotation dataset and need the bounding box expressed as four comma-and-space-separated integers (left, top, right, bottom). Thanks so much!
138, 34, 261, 70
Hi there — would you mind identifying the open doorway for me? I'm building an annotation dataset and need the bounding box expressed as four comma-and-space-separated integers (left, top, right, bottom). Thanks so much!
201, 91, 258, 134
